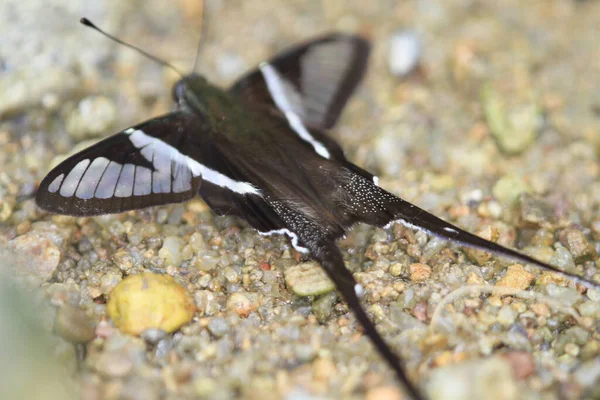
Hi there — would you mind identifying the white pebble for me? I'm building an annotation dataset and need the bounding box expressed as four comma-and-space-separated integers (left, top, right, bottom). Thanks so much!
388, 30, 421, 77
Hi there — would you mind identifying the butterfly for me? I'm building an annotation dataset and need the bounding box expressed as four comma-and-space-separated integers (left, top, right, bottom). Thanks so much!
35, 19, 600, 400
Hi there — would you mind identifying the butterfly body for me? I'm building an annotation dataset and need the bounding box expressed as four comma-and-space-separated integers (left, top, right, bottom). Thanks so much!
36, 30, 599, 400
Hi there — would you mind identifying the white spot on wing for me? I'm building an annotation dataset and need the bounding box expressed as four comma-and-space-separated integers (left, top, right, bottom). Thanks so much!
443, 227, 457, 233
127, 129, 152, 148
95, 161, 122, 199
373, 176, 379, 187
76, 157, 109, 199
60, 159, 90, 197
133, 166, 152, 196
259, 63, 331, 160
258, 228, 310, 254
48, 174, 64, 193
115, 164, 135, 197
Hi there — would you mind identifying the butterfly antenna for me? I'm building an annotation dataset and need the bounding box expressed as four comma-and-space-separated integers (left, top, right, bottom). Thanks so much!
191, 0, 206, 73
80, 18, 183, 77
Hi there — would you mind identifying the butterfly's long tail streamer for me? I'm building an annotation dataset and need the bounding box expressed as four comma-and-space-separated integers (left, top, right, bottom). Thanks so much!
341, 173, 600, 291
309, 240, 425, 400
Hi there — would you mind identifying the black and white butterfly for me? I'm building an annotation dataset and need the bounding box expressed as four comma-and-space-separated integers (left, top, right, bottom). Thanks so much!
35, 20, 599, 400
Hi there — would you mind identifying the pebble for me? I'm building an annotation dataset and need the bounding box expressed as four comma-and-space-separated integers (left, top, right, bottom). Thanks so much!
427, 357, 518, 400
94, 352, 134, 378
226, 292, 257, 318
66, 96, 117, 140
574, 358, 600, 387
388, 30, 421, 77
545, 284, 581, 306
7, 232, 61, 286
312, 292, 338, 324
497, 305, 517, 326
530, 303, 551, 318
140, 328, 167, 345
158, 236, 184, 266
100, 270, 123, 295
481, 83, 540, 155
558, 228, 596, 264
207, 317, 230, 338
464, 226, 497, 265
501, 352, 535, 380
409, 263, 431, 282
518, 193, 555, 227
492, 175, 531, 206
107, 273, 195, 335
366, 386, 403, 400
389, 262, 404, 277
496, 264, 535, 290
284, 261, 335, 296
53, 304, 97, 344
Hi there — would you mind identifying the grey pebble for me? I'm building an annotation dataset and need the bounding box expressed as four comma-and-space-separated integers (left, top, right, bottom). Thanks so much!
388, 30, 421, 77
207, 317, 230, 338
53, 304, 96, 344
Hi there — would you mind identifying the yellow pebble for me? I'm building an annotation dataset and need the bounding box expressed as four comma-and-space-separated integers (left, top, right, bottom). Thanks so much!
496, 264, 535, 290
107, 273, 195, 335
409, 263, 431, 282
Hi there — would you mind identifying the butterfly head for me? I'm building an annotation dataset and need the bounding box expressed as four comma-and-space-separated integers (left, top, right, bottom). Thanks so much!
172, 74, 211, 110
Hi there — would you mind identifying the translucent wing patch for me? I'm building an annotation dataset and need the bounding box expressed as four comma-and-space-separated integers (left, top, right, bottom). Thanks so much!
36, 112, 260, 216
230, 34, 370, 130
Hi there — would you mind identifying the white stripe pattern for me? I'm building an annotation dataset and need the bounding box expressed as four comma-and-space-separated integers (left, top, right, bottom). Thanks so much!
124, 128, 262, 196
259, 63, 331, 160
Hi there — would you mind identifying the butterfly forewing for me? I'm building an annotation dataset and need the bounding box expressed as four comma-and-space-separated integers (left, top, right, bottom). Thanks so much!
36, 112, 204, 216
230, 34, 370, 129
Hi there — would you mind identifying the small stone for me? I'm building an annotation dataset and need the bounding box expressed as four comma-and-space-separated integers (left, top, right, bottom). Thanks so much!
158, 236, 184, 266
388, 30, 421, 77
518, 193, 555, 227
427, 357, 518, 400
564, 343, 580, 357
467, 272, 485, 285
409, 263, 431, 282
94, 352, 134, 378
66, 96, 117, 140
7, 232, 61, 286
464, 226, 498, 265
389, 262, 404, 277
366, 386, 403, 400
497, 305, 517, 326
545, 284, 581, 306
107, 273, 195, 335
284, 261, 335, 296
574, 358, 600, 387
549, 246, 576, 271
207, 317, 229, 338
481, 83, 540, 155
492, 175, 531, 206
313, 357, 337, 381
578, 301, 600, 318
226, 292, 257, 318
559, 228, 596, 264
54, 304, 96, 344
530, 303, 551, 318
501, 352, 535, 380
312, 292, 338, 324
140, 328, 167, 345
496, 264, 535, 290
100, 270, 123, 295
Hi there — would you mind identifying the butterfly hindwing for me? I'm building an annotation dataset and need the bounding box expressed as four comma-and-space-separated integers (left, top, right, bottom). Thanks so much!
36, 112, 206, 216
230, 33, 370, 130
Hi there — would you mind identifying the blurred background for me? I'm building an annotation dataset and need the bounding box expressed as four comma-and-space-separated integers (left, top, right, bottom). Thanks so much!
1, 1, 599, 399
